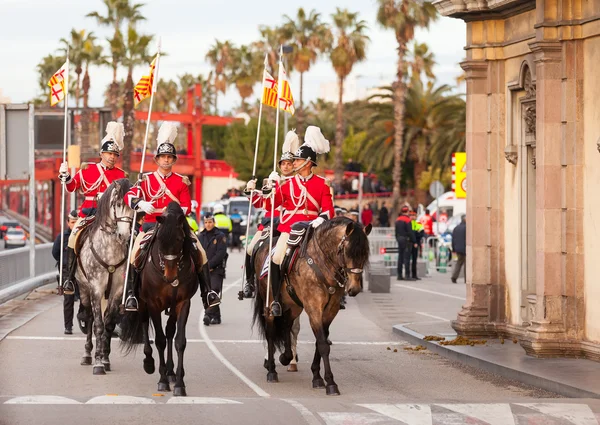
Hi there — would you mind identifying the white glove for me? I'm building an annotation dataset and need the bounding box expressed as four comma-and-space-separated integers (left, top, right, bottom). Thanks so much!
311, 217, 325, 228
245, 179, 257, 192
58, 161, 70, 182
268, 171, 280, 185
136, 200, 157, 214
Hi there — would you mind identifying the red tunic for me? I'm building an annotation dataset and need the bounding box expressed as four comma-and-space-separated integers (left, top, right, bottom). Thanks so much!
272, 174, 334, 233
65, 163, 126, 217
248, 178, 292, 231
124, 171, 191, 224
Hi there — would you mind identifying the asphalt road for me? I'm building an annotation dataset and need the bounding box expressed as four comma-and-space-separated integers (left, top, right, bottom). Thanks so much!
1, 251, 599, 425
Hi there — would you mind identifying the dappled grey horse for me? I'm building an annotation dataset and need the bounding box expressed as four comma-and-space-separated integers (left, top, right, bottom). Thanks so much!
75, 178, 134, 374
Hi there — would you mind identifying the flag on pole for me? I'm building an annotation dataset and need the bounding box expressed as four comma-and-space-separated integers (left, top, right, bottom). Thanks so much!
133, 56, 157, 107
261, 69, 278, 108
47, 61, 68, 107
261, 65, 295, 115
278, 62, 295, 116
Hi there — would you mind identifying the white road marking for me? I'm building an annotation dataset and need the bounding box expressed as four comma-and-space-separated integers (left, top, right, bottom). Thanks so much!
359, 403, 432, 425
416, 312, 451, 322
517, 403, 598, 425
394, 284, 466, 300
86, 395, 155, 404
319, 412, 392, 425
199, 279, 270, 398
166, 397, 242, 405
438, 403, 515, 425
4, 395, 81, 404
282, 399, 322, 425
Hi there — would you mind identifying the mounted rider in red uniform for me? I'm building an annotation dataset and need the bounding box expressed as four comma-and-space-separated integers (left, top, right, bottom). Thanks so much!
122, 122, 220, 312
242, 130, 299, 298
267, 126, 334, 316
57, 121, 126, 295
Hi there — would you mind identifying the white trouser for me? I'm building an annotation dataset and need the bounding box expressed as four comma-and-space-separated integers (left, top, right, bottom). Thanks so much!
272, 232, 289, 266
131, 229, 207, 266
247, 230, 262, 255
67, 217, 85, 249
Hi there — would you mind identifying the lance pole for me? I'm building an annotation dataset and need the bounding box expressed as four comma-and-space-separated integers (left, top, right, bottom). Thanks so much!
239, 54, 269, 300
265, 46, 284, 315
58, 50, 70, 290
121, 38, 162, 307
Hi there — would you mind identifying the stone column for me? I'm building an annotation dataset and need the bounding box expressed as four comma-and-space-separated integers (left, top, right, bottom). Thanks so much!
451, 59, 496, 337
520, 40, 570, 356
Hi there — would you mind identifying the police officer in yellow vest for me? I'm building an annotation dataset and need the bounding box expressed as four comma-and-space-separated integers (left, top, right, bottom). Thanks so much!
212, 203, 233, 244
409, 210, 425, 280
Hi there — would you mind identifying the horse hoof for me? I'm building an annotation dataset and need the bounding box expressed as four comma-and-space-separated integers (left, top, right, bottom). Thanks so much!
143, 359, 155, 375
173, 386, 186, 397
81, 356, 92, 366
279, 352, 292, 366
168, 375, 176, 383
93, 365, 106, 375
267, 372, 278, 383
312, 378, 325, 389
157, 382, 171, 392
326, 384, 340, 396
102, 362, 111, 372
287, 364, 298, 372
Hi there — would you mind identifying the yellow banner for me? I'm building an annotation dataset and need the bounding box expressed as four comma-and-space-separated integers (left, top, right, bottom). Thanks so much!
453, 152, 466, 198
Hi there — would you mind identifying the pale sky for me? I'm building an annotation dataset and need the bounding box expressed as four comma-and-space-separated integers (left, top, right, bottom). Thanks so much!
0, 0, 466, 112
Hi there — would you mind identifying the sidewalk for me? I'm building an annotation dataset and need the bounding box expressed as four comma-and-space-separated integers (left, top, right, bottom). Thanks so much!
364, 268, 600, 399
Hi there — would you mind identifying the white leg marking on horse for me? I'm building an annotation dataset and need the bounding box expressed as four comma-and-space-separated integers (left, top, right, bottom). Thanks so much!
199, 279, 270, 398
393, 284, 466, 300
437, 403, 515, 425
358, 404, 432, 425
85, 395, 155, 404
282, 399, 321, 425
4, 396, 81, 404
166, 397, 242, 404
516, 403, 598, 425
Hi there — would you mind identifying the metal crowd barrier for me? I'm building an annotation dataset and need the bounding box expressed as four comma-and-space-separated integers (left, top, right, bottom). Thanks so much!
0, 244, 55, 292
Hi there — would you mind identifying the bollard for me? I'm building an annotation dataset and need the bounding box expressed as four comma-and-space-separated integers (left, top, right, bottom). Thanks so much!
438, 244, 448, 273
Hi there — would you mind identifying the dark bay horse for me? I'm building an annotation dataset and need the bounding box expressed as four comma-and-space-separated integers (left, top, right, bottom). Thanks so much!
75, 178, 134, 374
252, 216, 371, 395
120, 202, 198, 396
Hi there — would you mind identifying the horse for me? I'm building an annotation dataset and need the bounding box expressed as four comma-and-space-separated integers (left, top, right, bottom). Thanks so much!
252, 216, 371, 395
120, 202, 198, 396
75, 178, 134, 375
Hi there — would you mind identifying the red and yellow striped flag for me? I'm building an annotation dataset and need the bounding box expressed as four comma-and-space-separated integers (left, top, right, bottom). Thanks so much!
277, 62, 295, 116
261, 64, 295, 115
261, 70, 278, 108
133, 57, 156, 108
47, 61, 68, 107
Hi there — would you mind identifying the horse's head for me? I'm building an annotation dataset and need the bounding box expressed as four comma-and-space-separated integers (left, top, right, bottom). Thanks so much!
326, 217, 372, 297
94, 178, 134, 241
155, 202, 189, 285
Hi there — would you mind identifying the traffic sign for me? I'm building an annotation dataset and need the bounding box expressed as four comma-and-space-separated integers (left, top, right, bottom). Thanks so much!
429, 180, 444, 199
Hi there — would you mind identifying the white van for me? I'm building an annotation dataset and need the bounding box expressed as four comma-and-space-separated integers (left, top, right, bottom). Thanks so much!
420, 192, 466, 235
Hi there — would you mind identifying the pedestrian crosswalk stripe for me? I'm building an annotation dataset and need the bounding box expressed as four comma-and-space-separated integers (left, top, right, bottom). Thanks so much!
166, 397, 242, 405
86, 396, 155, 404
437, 403, 515, 425
4, 395, 81, 404
358, 404, 431, 425
320, 412, 394, 424
517, 403, 597, 425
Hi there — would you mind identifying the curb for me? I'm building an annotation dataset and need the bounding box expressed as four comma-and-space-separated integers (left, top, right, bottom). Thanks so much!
393, 324, 600, 399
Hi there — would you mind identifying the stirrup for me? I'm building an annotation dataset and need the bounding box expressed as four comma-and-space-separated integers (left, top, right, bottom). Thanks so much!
242, 282, 254, 298
270, 301, 282, 317
124, 294, 139, 312
63, 280, 75, 295
207, 291, 221, 308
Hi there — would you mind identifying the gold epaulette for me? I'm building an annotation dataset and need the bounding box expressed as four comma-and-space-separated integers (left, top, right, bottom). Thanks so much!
80, 162, 89, 170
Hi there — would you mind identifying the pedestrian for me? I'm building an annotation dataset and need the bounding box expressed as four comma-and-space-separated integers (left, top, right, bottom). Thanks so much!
230, 208, 243, 252
52, 210, 79, 334
361, 203, 373, 227
409, 210, 425, 280
378, 202, 389, 227
419, 209, 434, 236
199, 214, 228, 325
212, 203, 232, 245
395, 206, 416, 281
451, 215, 467, 284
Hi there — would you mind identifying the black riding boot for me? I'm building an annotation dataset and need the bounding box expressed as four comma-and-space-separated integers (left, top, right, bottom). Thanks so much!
62, 247, 77, 295
198, 264, 221, 309
243, 253, 255, 298
124, 268, 140, 312
270, 262, 282, 317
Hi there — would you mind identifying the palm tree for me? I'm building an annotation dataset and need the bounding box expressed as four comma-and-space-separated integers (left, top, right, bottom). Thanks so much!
87, 0, 146, 118
59, 29, 97, 108
329, 8, 369, 185
252, 26, 287, 74
281, 8, 332, 133
205, 40, 234, 113
81, 37, 105, 155
376, 0, 438, 209
409, 42, 435, 86
35, 54, 67, 105
121, 26, 153, 174
228, 45, 263, 111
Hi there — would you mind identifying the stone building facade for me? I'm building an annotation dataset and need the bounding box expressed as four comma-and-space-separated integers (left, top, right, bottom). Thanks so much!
434, 0, 600, 359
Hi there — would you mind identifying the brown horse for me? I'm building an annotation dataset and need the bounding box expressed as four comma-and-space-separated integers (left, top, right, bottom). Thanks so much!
120, 202, 198, 396
252, 216, 372, 395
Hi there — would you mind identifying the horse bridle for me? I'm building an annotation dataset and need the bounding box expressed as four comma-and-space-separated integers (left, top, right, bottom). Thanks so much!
153, 227, 186, 278
308, 231, 364, 290
100, 200, 133, 235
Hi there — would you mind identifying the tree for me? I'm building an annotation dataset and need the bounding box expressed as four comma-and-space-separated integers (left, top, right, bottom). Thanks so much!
376, 0, 438, 210
252, 26, 287, 74
329, 8, 369, 185
81, 36, 105, 155
408, 42, 435, 86
59, 29, 96, 108
205, 40, 234, 113
228, 44, 263, 111
87, 0, 146, 118
281, 8, 332, 133
34, 54, 67, 106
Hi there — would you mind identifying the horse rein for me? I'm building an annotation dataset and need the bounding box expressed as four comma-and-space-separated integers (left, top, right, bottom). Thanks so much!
100, 201, 133, 235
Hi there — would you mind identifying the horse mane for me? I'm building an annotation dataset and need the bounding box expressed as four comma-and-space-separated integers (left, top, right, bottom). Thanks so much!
156, 202, 194, 255
309, 216, 370, 266
89, 178, 132, 233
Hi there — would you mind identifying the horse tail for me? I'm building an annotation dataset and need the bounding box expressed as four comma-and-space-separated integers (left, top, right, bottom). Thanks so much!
119, 309, 149, 355
252, 280, 290, 352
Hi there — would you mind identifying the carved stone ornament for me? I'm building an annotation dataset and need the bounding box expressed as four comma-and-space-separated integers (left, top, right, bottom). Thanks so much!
531, 148, 537, 169
524, 69, 536, 99
524, 105, 536, 136
504, 145, 518, 165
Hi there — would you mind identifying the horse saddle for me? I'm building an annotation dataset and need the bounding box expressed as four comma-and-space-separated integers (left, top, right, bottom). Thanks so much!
257, 222, 311, 280
133, 229, 156, 270
73, 216, 96, 255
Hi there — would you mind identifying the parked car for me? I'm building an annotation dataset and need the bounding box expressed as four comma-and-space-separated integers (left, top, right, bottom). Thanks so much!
4, 228, 26, 248
0, 219, 20, 238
